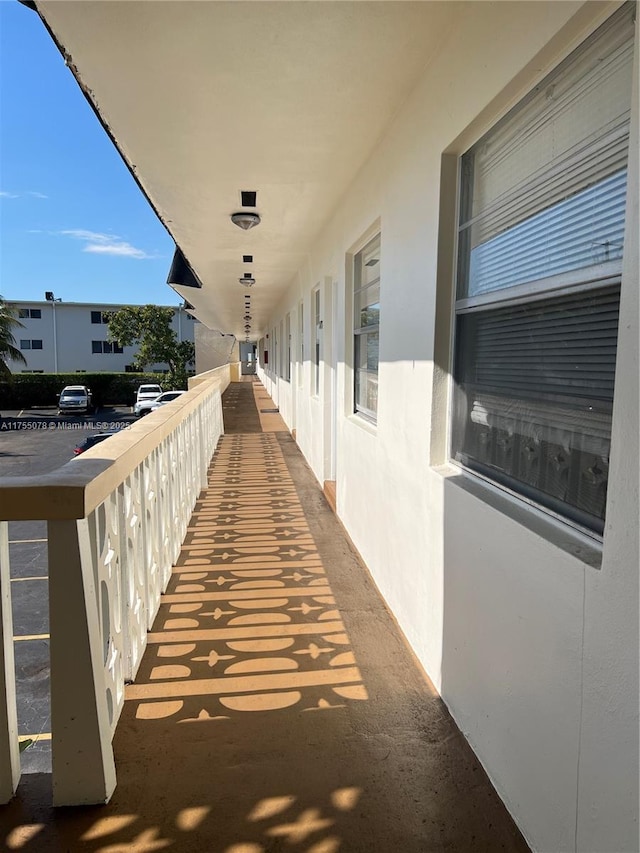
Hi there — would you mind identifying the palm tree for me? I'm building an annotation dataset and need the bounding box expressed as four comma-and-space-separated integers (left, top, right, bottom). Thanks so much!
0, 296, 27, 376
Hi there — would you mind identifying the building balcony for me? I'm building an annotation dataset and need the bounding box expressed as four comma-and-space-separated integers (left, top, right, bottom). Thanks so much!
0, 368, 528, 851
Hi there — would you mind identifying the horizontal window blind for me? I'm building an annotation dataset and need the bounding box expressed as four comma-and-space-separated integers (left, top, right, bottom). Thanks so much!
467, 169, 626, 295
469, 395, 611, 457
457, 287, 620, 402
458, 3, 634, 298
354, 233, 381, 420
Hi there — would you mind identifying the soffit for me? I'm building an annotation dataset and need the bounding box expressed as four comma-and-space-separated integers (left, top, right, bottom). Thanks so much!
35, 1, 458, 338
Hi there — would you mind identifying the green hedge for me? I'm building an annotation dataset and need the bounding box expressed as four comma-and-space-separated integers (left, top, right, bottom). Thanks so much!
0, 372, 175, 409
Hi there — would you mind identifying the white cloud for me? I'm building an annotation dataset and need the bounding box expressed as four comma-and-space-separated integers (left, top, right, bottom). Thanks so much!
84, 241, 149, 259
61, 229, 119, 243
59, 229, 153, 259
0, 190, 47, 199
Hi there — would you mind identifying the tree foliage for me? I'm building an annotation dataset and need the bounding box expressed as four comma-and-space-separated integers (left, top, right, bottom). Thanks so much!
106, 305, 195, 389
0, 296, 27, 376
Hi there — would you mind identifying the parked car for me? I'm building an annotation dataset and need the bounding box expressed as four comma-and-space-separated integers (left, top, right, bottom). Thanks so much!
58, 385, 94, 415
136, 384, 162, 406
135, 389, 186, 417
72, 432, 117, 456
149, 390, 187, 412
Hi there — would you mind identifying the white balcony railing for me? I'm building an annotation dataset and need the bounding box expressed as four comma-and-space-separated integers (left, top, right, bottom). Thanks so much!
0, 365, 231, 806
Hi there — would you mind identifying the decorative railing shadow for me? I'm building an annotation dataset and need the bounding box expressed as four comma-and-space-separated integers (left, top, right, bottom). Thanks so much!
126, 434, 367, 723
0, 365, 231, 806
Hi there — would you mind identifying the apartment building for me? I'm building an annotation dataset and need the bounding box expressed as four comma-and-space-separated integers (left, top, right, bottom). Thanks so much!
9, 299, 197, 373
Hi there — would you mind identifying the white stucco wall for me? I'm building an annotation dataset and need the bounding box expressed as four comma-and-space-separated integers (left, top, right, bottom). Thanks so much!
194, 325, 237, 373
257, 3, 638, 851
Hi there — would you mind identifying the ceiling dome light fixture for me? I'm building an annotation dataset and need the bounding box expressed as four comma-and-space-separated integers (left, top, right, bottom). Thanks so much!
239, 275, 255, 287
231, 212, 261, 230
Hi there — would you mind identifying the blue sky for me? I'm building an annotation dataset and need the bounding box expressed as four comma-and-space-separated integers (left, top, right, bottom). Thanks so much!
0, 1, 179, 306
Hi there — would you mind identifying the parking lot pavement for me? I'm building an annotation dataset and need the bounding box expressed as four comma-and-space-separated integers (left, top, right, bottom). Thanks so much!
0, 407, 135, 473
1, 404, 135, 428
0, 406, 135, 773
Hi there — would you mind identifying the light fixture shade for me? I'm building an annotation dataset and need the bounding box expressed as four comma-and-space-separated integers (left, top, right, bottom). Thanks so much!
239, 276, 255, 287
231, 212, 261, 230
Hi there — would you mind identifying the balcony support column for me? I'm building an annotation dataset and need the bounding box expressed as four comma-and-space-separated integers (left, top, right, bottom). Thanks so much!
49, 518, 116, 806
0, 521, 20, 804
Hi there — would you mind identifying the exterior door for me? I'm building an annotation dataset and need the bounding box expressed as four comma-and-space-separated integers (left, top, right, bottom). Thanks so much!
240, 342, 256, 374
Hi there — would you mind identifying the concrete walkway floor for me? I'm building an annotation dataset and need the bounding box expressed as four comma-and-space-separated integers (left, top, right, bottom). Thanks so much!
1, 381, 530, 853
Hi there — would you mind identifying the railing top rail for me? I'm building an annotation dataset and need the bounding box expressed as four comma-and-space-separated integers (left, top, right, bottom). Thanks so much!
188, 362, 239, 389
0, 365, 229, 522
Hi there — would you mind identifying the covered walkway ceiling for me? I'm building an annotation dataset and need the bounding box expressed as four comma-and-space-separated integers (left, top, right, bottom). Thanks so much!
33, 1, 459, 339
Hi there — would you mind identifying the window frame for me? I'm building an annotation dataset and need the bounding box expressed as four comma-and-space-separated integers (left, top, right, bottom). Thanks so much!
312, 286, 321, 397
272, 328, 278, 376
352, 232, 381, 423
448, 5, 633, 538
285, 313, 291, 382
92, 340, 122, 354
298, 301, 304, 388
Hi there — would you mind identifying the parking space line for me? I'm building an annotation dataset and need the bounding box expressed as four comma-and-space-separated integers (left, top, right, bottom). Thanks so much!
14, 634, 50, 642
11, 576, 48, 583
9, 539, 47, 544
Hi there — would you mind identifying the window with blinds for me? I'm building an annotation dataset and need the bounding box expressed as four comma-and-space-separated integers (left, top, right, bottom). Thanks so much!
285, 312, 291, 382
452, 3, 634, 535
298, 302, 304, 388
313, 287, 321, 396
353, 233, 380, 421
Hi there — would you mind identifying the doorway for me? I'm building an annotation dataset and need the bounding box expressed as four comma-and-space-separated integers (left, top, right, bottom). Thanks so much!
240, 342, 256, 375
